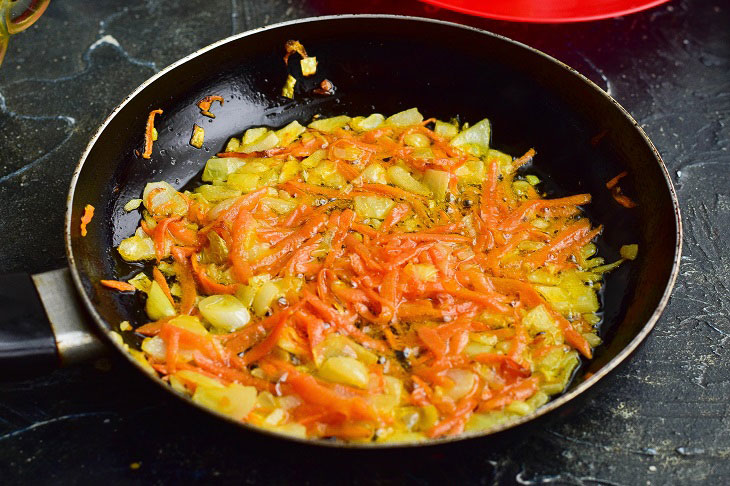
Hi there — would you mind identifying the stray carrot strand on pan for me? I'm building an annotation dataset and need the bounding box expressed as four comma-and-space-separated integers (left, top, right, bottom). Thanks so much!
100, 279, 135, 292
605, 171, 627, 189
606, 171, 638, 208
80, 204, 94, 237
613, 192, 637, 208
512, 148, 536, 169
197, 95, 224, 118
142, 109, 163, 159
114, 107, 625, 443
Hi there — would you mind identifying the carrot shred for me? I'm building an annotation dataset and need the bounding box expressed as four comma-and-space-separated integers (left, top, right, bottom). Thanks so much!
172, 257, 197, 315
606, 171, 637, 208
428, 397, 477, 438
195, 353, 277, 393
220, 188, 268, 223
612, 192, 637, 208
240, 304, 300, 365
190, 255, 237, 295
381, 232, 470, 243
215, 152, 260, 159
380, 202, 410, 233
153, 217, 177, 262
606, 171, 627, 189
284, 180, 344, 199
197, 95, 224, 118
80, 204, 94, 237
142, 109, 163, 159
168, 220, 199, 246
135, 321, 164, 336
286, 369, 375, 421
557, 314, 592, 359
100, 279, 135, 292
161, 324, 180, 374
512, 148, 536, 169
253, 213, 328, 273
417, 326, 447, 359
230, 211, 253, 284
360, 183, 427, 202
479, 377, 539, 412
153, 267, 175, 307
526, 221, 591, 267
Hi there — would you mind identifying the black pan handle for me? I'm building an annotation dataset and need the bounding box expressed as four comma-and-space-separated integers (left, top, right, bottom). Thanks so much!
0, 268, 106, 378
0, 273, 59, 376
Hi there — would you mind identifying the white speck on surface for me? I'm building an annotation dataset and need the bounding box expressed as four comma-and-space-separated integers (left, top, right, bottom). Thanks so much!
89, 34, 121, 50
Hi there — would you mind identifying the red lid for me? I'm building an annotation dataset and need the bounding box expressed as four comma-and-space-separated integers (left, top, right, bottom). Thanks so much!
420, 0, 671, 23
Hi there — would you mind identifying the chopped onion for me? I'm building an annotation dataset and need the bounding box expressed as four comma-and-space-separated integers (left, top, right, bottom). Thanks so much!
192, 383, 257, 421
145, 281, 176, 321
319, 356, 370, 389
385, 108, 423, 126
198, 295, 251, 332
190, 124, 205, 148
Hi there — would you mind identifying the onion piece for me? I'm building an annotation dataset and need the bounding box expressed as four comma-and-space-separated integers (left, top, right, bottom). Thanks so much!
198, 295, 251, 332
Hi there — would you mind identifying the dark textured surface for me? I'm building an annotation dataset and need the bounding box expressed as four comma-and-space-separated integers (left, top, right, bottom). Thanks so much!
0, 1, 727, 484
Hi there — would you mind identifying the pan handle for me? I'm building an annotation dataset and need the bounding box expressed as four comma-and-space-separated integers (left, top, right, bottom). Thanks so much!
0, 268, 106, 378
0, 272, 59, 375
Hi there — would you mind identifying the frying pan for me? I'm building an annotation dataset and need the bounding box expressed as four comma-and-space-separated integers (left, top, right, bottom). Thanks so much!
0, 15, 681, 449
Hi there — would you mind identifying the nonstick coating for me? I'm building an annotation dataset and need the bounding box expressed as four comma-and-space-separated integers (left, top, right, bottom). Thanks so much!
65, 15, 680, 448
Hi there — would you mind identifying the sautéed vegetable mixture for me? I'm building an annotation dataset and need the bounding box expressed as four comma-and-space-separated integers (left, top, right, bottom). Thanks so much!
113, 108, 634, 443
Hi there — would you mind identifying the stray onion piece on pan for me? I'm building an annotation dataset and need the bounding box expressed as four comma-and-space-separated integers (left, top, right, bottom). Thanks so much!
190, 124, 205, 149
112, 108, 636, 443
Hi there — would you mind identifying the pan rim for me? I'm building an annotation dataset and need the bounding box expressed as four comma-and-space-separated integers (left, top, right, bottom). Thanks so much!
64, 14, 682, 449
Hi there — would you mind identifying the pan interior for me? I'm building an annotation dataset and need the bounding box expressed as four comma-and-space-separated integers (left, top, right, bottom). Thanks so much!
67, 16, 678, 442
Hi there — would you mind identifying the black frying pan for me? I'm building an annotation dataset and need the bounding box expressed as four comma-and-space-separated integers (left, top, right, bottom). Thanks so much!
0, 15, 681, 449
